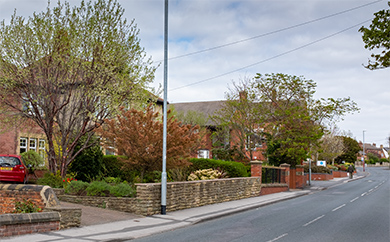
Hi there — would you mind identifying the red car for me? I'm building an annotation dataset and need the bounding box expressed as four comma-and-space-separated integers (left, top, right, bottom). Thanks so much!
0, 154, 29, 184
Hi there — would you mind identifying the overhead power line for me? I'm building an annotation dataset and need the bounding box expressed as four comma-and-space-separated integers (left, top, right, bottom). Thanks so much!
155, 0, 382, 63
169, 19, 373, 92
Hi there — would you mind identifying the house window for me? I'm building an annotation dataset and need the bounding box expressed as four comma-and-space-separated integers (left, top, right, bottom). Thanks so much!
198, 149, 210, 159
39, 139, 46, 159
20, 138, 28, 154
246, 134, 263, 150
29, 138, 37, 151
19, 137, 46, 157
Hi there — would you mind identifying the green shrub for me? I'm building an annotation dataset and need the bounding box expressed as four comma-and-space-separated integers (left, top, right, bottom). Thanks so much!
21, 150, 45, 172
64, 180, 90, 195
109, 183, 135, 197
379, 158, 389, 163
69, 135, 103, 182
189, 158, 248, 177
13, 199, 42, 213
36, 171, 64, 188
303, 165, 332, 174
85, 181, 111, 196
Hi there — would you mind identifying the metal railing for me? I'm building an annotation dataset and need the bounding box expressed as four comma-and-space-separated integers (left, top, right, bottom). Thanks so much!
262, 166, 283, 184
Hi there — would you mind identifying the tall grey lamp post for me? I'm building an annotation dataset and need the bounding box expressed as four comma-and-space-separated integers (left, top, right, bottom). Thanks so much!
362, 130, 366, 172
161, 0, 168, 215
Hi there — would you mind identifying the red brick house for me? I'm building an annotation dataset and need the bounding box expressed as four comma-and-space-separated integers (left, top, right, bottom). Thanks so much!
170, 100, 266, 162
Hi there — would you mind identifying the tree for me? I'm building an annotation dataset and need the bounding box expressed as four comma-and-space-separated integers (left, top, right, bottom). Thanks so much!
335, 136, 361, 163
317, 127, 345, 165
97, 106, 201, 181
68, 134, 103, 182
0, 0, 156, 177
214, 73, 359, 167
212, 79, 265, 162
359, 2, 390, 70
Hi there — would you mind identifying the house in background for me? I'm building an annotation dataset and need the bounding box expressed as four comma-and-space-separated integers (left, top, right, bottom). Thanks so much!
170, 100, 266, 161
358, 142, 389, 160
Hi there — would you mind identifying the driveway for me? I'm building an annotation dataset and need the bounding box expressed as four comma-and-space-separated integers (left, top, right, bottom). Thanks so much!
60, 201, 142, 226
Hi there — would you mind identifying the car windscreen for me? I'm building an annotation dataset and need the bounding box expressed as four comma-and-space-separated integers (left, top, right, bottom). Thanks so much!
0, 157, 21, 167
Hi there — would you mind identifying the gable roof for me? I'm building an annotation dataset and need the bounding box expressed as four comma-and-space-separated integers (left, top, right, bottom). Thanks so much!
169, 100, 226, 126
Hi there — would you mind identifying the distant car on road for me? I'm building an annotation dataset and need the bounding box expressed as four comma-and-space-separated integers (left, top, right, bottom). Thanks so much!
0, 154, 28, 184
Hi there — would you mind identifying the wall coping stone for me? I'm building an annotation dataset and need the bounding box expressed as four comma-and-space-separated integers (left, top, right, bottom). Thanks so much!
261, 183, 288, 188
0, 212, 60, 226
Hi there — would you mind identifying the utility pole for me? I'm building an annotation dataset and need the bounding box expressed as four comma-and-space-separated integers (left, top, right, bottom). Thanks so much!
363, 130, 366, 172
161, 0, 168, 215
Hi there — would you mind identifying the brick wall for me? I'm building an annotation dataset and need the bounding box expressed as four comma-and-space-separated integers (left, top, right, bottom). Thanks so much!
0, 184, 58, 214
0, 212, 60, 237
260, 184, 289, 195
0, 184, 80, 237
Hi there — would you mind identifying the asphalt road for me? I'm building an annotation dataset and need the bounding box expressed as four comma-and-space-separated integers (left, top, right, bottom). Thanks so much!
131, 167, 390, 242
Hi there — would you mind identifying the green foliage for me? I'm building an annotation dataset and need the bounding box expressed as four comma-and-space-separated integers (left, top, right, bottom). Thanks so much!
109, 183, 135, 197
37, 171, 64, 188
189, 158, 248, 177
85, 181, 112, 197
367, 153, 380, 164
21, 150, 45, 172
0, 0, 156, 176
167, 167, 192, 182
101, 155, 126, 179
13, 199, 42, 213
335, 136, 361, 163
187, 168, 226, 181
64, 180, 90, 196
303, 165, 332, 174
359, 2, 390, 70
65, 180, 136, 197
69, 135, 104, 182
380, 158, 389, 163
211, 145, 247, 162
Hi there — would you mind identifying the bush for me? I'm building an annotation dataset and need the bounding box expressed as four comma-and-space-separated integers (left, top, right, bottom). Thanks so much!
85, 181, 111, 196
187, 168, 226, 181
64, 180, 90, 195
36, 171, 64, 188
303, 165, 332, 174
189, 158, 248, 177
379, 158, 389, 163
13, 199, 42, 213
69, 135, 103, 182
109, 183, 135, 197
21, 150, 45, 172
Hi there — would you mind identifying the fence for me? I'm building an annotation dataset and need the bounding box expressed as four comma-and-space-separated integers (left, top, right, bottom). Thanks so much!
262, 166, 283, 184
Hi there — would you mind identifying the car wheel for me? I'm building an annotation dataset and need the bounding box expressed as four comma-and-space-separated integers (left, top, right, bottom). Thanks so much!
23, 175, 28, 184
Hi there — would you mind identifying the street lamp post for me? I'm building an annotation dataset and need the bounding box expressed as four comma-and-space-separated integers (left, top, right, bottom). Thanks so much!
161, 0, 168, 215
363, 130, 366, 172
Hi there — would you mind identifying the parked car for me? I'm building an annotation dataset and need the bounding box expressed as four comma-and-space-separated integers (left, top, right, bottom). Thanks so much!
0, 154, 29, 184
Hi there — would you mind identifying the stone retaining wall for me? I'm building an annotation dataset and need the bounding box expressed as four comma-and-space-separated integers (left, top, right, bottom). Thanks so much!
58, 177, 262, 216
58, 196, 138, 213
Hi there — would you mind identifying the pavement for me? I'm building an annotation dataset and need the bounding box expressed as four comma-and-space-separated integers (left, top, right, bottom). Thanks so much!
2, 169, 367, 242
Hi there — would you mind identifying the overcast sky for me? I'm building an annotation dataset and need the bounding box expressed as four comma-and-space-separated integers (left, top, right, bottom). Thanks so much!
1, 0, 389, 146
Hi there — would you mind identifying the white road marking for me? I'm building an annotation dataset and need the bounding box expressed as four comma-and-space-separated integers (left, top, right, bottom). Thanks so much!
350, 197, 359, 203
303, 215, 325, 227
267, 233, 288, 242
361, 192, 367, 196
332, 204, 346, 212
